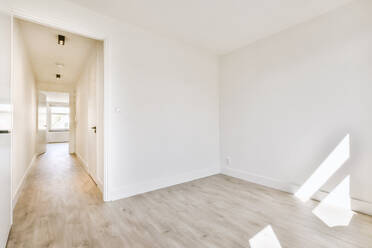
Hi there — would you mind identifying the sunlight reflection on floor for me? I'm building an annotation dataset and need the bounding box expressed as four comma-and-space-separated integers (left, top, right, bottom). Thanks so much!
312, 175, 355, 227
249, 225, 282, 248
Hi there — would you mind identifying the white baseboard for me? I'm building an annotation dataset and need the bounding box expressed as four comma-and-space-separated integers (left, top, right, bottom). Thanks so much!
222, 166, 372, 216
12, 154, 37, 210
311, 190, 372, 216
96, 178, 103, 192
109, 166, 220, 201
75, 152, 89, 170
222, 167, 298, 193
75, 152, 103, 192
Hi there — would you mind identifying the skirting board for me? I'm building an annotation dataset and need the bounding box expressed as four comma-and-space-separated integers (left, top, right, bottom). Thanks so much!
75, 152, 89, 170
12, 154, 37, 210
222, 166, 372, 216
109, 167, 220, 201
75, 152, 103, 192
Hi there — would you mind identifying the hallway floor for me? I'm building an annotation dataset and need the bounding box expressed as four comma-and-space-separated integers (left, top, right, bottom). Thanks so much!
7, 143, 372, 247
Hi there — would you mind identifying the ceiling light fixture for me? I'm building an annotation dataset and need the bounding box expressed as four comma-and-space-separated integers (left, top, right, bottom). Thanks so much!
58, 35, 65, 45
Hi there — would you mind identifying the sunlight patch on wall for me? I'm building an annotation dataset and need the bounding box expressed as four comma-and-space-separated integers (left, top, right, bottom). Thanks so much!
249, 225, 282, 248
295, 135, 350, 202
312, 175, 355, 227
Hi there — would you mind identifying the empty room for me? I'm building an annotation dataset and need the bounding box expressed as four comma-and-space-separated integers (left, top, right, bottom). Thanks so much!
1, 0, 372, 247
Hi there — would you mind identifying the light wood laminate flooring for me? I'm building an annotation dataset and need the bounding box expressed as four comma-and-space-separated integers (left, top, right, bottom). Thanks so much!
7, 143, 372, 247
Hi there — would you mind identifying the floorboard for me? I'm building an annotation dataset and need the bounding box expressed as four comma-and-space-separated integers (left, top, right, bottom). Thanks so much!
7, 143, 372, 247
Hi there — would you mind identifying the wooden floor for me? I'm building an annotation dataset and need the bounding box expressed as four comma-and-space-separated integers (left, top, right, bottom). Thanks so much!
7, 143, 372, 248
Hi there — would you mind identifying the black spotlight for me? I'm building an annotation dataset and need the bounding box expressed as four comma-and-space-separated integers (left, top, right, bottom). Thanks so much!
58, 35, 65, 45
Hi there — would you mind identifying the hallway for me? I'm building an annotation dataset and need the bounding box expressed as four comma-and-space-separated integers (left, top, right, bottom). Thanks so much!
6, 143, 372, 247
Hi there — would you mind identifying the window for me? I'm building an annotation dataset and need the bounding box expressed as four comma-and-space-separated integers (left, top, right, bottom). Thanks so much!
50, 106, 70, 131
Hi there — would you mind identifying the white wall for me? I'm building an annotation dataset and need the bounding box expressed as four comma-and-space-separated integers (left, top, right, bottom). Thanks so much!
107, 19, 219, 200
38, 82, 74, 93
4, 0, 221, 200
0, 11, 11, 129
109, 29, 219, 199
0, 12, 11, 108
11, 19, 37, 203
220, 0, 372, 204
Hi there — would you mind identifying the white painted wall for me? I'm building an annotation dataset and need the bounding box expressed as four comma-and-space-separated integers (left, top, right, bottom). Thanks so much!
106, 20, 220, 199
220, 0, 372, 204
38, 82, 74, 93
11, 19, 37, 203
0, 12, 11, 108
108, 30, 219, 200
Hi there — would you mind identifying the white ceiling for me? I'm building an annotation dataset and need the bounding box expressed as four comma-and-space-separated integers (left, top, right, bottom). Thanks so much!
66, 0, 353, 54
18, 19, 97, 85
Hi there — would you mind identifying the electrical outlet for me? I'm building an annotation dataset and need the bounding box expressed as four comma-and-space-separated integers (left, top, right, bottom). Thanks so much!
226, 156, 231, 166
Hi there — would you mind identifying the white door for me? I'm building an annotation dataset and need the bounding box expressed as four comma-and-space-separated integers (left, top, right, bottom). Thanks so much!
37, 92, 47, 154
88, 58, 97, 182
0, 11, 12, 248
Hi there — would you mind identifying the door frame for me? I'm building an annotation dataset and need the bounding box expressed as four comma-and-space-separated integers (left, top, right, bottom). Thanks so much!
9, 13, 111, 203
37, 90, 73, 152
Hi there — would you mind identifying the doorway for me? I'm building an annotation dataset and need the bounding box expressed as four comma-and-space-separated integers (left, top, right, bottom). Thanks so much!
12, 17, 105, 195
37, 91, 71, 155
0, 11, 108, 247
